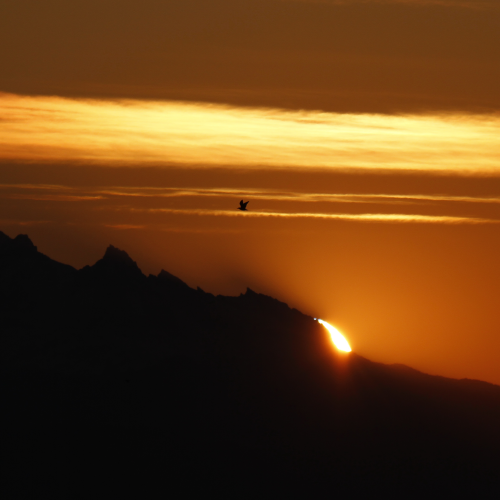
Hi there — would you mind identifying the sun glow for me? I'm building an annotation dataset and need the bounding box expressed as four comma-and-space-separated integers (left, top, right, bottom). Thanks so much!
317, 319, 352, 352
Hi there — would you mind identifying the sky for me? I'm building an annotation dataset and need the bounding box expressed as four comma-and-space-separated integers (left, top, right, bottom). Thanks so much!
1, 0, 500, 384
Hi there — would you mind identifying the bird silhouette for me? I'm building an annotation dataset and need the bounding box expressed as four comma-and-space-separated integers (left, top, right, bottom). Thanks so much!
238, 200, 249, 211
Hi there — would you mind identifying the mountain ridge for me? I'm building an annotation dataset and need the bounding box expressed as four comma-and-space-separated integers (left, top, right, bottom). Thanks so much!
1, 230, 499, 493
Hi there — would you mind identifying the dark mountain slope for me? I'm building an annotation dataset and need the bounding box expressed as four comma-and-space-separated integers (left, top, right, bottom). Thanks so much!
1, 231, 499, 495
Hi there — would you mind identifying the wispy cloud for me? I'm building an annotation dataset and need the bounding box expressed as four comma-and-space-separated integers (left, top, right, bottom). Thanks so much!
4, 183, 500, 223
0, 219, 50, 226
103, 224, 146, 230
100, 187, 500, 208
129, 208, 497, 224
102, 224, 244, 234
4, 194, 104, 202
1, 93, 499, 175
6, 182, 500, 206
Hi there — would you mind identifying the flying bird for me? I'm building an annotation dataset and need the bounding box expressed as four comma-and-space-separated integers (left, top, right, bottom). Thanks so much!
238, 200, 249, 211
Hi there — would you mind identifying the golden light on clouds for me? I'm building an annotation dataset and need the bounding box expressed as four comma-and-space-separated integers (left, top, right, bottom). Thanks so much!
12, 185, 496, 227
1, 92, 499, 175
130, 208, 497, 224
2, 181, 500, 228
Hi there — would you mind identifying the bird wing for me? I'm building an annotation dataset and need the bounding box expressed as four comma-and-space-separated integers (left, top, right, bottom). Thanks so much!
239, 200, 244, 207
242, 201, 249, 208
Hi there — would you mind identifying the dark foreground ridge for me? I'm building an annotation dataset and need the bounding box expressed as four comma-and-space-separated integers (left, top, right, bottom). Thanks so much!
1, 231, 499, 495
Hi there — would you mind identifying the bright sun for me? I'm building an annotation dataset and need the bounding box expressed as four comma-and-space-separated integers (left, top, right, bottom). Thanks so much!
317, 319, 352, 352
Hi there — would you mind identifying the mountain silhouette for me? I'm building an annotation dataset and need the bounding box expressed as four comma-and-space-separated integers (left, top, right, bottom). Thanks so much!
1, 230, 499, 495
87, 244, 144, 276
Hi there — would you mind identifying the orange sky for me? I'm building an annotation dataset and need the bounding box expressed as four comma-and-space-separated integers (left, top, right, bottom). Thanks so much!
1, 0, 500, 384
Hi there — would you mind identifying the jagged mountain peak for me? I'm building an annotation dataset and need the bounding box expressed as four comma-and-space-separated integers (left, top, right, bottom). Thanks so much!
0, 231, 75, 281
0, 231, 37, 253
102, 244, 137, 266
88, 244, 144, 278
14, 233, 37, 250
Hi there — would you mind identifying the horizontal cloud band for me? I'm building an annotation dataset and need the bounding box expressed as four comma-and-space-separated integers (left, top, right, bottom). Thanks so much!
130, 208, 497, 224
1, 92, 499, 175
4, 183, 500, 206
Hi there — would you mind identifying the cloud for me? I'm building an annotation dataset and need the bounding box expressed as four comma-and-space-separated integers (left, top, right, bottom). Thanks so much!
97, 187, 500, 209
103, 224, 146, 230
129, 207, 497, 224
102, 223, 244, 234
4, 194, 103, 202
1, 93, 500, 176
4, 182, 500, 226
0, 219, 50, 226
7, 181, 500, 204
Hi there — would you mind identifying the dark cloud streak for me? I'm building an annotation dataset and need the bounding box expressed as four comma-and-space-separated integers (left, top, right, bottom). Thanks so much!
1, 0, 499, 113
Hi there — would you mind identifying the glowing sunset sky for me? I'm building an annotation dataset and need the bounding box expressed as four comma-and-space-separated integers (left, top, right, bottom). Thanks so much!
1, 0, 500, 384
